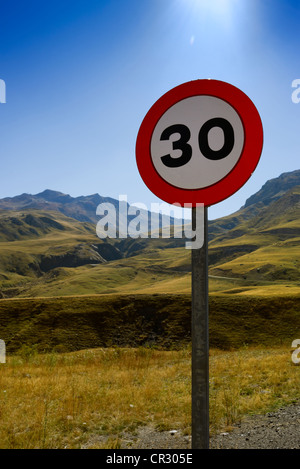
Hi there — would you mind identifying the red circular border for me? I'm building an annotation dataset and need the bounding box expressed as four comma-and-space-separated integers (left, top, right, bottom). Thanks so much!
135, 79, 263, 207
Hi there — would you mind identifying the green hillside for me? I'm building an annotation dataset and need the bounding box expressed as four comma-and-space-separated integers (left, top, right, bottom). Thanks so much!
208, 185, 300, 288
1, 184, 299, 299
0, 209, 124, 296
0, 171, 299, 352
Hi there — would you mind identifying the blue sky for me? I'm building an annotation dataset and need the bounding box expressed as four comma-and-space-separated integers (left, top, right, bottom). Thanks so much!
0, 0, 299, 220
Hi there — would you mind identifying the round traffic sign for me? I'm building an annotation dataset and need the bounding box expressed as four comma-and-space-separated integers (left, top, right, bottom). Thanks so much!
135, 79, 263, 207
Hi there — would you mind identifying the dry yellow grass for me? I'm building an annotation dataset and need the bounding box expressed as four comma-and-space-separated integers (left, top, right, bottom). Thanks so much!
209, 346, 300, 433
0, 345, 299, 448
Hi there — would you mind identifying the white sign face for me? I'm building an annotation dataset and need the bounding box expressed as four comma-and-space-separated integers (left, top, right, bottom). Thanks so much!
150, 95, 244, 190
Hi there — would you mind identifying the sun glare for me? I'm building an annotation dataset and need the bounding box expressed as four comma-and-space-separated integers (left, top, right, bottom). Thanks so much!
176, 0, 245, 44
182, 0, 238, 25
186, 0, 235, 12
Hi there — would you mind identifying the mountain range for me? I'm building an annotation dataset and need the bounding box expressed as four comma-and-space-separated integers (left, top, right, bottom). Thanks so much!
0, 188, 181, 236
1, 168, 299, 234
0, 169, 299, 299
0, 169, 299, 352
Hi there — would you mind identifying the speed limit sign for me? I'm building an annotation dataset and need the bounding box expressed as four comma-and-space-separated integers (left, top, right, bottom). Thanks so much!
135, 79, 264, 450
136, 80, 263, 449
136, 79, 263, 206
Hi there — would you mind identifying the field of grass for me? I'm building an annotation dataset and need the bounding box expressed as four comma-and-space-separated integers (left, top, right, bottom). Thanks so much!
0, 345, 298, 449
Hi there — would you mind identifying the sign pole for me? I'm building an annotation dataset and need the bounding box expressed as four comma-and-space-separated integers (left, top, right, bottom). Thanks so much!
191, 205, 209, 449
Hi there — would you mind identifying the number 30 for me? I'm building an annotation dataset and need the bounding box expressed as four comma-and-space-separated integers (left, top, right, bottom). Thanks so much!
160, 118, 235, 168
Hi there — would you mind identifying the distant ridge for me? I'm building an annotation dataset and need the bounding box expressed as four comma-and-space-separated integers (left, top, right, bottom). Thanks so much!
0, 189, 186, 241
243, 169, 300, 209
0, 190, 118, 224
0, 169, 299, 233
208, 169, 300, 238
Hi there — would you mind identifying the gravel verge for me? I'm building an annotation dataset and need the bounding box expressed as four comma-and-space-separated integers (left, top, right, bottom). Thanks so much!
116, 402, 300, 450
210, 401, 300, 449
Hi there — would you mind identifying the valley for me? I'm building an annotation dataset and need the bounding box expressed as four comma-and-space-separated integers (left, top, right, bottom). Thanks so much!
0, 170, 299, 354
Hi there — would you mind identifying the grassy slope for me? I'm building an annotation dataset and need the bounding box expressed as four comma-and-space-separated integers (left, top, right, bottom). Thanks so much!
0, 209, 108, 292
0, 185, 299, 353
1, 217, 299, 298
1, 293, 299, 354
0, 184, 299, 299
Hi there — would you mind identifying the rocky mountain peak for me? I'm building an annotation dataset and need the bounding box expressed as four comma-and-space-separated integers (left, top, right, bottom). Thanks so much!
243, 169, 300, 209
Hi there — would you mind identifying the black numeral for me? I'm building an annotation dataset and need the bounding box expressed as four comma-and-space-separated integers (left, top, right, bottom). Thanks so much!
198, 117, 234, 161
160, 124, 192, 168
